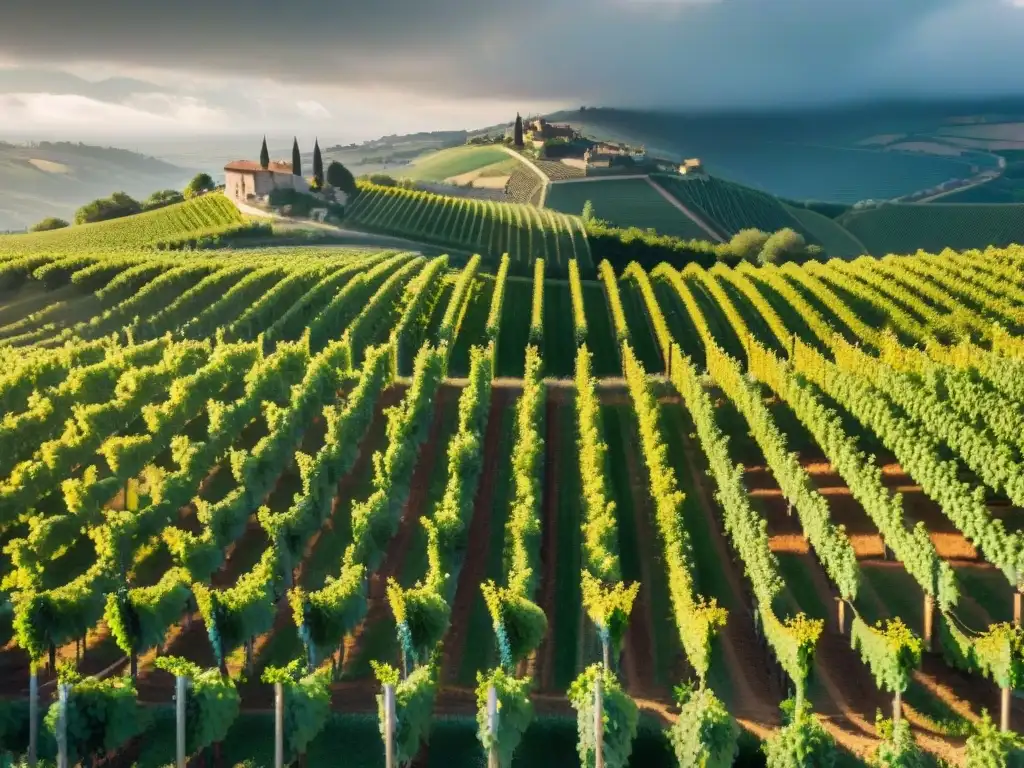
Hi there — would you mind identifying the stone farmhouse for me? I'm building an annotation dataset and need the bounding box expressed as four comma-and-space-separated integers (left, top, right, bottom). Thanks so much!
224, 160, 309, 202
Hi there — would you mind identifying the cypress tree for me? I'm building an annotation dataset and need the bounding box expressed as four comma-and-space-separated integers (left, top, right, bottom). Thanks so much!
312, 139, 324, 188
259, 136, 270, 169
514, 113, 524, 149
292, 137, 301, 176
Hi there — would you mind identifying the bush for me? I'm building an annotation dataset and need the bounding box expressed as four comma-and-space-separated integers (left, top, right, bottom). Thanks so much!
759, 228, 821, 265
763, 699, 836, 768
184, 173, 216, 199
724, 228, 770, 264
964, 710, 1024, 767
326, 161, 358, 197
144, 189, 184, 210
74, 192, 141, 224
30, 217, 69, 232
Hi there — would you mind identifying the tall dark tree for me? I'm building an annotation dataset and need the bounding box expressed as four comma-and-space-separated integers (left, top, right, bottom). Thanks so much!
514, 113, 524, 149
259, 136, 270, 169
312, 139, 324, 188
326, 161, 357, 196
291, 137, 302, 176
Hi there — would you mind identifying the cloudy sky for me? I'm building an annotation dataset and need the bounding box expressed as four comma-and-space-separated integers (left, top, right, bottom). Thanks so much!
1, 0, 1023, 144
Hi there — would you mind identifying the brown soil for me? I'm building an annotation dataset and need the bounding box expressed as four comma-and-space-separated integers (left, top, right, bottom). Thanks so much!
879, 463, 980, 561
440, 388, 511, 684
341, 387, 452, 676
678, 435, 781, 725
533, 397, 562, 692
616, 407, 667, 701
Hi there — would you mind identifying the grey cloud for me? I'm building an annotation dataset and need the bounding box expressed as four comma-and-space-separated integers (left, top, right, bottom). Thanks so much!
0, 0, 1022, 108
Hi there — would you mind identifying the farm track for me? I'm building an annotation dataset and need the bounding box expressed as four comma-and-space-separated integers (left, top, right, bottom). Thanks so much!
440, 388, 509, 684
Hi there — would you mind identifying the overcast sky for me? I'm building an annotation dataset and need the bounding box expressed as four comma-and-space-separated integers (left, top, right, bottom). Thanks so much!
1, 0, 1023, 143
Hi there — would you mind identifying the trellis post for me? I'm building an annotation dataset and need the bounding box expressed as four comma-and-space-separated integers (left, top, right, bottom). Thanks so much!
594, 675, 604, 768
487, 684, 499, 768
384, 683, 396, 768
176, 675, 188, 768
274, 681, 284, 768
28, 664, 37, 768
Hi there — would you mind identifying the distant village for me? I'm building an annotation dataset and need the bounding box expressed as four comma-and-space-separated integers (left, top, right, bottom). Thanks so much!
507, 116, 705, 177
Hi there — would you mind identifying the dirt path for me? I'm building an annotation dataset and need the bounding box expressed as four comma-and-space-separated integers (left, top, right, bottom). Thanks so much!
341, 389, 450, 676
617, 408, 665, 701
678, 435, 780, 724
441, 389, 508, 684
533, 397, 562, 691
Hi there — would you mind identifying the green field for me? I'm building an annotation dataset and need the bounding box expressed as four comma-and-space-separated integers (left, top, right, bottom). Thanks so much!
544, 178, 710, 240
838, 202, 1024, 255
782, 204, 867, 258
399, 145, 515, 181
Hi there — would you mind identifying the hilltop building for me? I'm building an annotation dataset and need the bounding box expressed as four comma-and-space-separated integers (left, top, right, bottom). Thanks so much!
680, 158, 706, 176
526, 117, 578, 148
224, 160, 309, 202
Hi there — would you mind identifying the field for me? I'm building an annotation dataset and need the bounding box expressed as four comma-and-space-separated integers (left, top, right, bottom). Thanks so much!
838, 202, 1024, 255
545, 178, 710, 240
4, 203, 1024, 768
397, 145, 513, 182
782, 204, 867, 258
344, 180, 590, 276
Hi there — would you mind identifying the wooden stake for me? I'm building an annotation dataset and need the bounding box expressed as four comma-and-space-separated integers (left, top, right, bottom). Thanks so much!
487, 685, 499, 768
923, 594, 934, 653
57, 683, 69, 768
28, 667, 37, 768
893, 688, 902, 727
176, 675, 187, 768
1002, 685, 1012, 733
1015, 591, 1022, 628
836, 599, 845, 635
384, 684, 396, 768
274, 682, 284, 768
594, 675, 604, 768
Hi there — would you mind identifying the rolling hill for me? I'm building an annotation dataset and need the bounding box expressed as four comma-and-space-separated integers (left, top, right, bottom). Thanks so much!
0, 141, 194, 231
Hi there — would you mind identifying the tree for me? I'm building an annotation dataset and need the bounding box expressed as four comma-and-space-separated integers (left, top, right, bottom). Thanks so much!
30, 217, 69, 232
292, 137, 302, 176
514, 113, 524, 149
312, 139, 324, 188
260, 136, 270, 169
184, 173, 216, 200
143, 189, 184, 210
759, 228, 810, 266
326, 161, 356, 196
74, 192, 142, 225
725, 228, 770, 264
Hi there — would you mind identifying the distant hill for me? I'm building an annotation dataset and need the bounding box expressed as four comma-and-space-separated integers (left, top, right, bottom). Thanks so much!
0, 141, 194, 231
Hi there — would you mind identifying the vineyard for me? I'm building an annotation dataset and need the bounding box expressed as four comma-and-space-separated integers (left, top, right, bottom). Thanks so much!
545, 178, 711, 241
0, 194, 259, 254
838, 202, 1024, 256
344, 181, 590, 276
3, 228, 1024, 766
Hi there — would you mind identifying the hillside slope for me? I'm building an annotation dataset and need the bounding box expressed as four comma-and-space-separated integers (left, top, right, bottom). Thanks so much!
0, 193, 247, 254
0, 141, 193, 231
838, 203, 1024, 255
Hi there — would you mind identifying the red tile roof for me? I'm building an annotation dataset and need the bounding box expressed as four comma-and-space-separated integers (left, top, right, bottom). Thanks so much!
224, 160, 294, 173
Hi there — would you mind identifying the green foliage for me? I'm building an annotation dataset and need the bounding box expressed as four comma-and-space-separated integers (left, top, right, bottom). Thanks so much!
871, 715, 927, 768
759, 228, 821, 265
262, 661, 332, 762
44, 674, 141, 766
475, 668, 534, 768
621, 342, 725, 680
568, 664, 638, 768
668, 685, 738, 768
725, 228, 770, 263
154, 657, 240, 754
75, 192, 141, 225
964, 711, 1024, 767
529, 258, 544, 344
373, 662, 437, 767
30, 217, 70, 232
144, 189, 184, 210
850, 617, 922, 695
763, 699, 836, 768
568, 258, 588, 346
184, 174, 215, 200
312, 139, 324, 187
326, 161, 357, 195
104, 567, 191, 657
